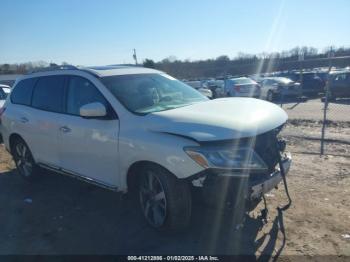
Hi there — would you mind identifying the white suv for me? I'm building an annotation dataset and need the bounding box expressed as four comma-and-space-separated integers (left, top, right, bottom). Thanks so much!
0, 65, 291, 232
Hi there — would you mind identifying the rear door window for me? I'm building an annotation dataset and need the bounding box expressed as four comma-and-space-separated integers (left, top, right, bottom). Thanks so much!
32, 75, 66, 113
11, 78, 37, 105
334, 74, 347, 83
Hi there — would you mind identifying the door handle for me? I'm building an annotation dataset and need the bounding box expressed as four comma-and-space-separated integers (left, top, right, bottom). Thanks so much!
59, 126, 71, 133
20, 117, 28, 123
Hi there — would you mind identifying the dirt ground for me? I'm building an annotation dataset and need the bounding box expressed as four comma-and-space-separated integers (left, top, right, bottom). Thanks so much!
0, 122, 349, 259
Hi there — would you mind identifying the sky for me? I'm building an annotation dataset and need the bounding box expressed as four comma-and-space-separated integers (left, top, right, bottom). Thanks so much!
1, 0, 349, 66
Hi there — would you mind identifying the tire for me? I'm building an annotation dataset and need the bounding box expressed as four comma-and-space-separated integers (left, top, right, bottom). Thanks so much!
11, 138, 40, 181
212, 89, 218, 99
267, 90, 274, 102
138, 165, 191, 232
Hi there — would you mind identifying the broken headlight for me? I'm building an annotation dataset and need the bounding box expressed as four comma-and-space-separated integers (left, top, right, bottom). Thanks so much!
184, 146, 268, 172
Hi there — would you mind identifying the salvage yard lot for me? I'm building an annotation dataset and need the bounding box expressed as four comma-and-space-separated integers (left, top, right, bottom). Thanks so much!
0, 122, 349, 257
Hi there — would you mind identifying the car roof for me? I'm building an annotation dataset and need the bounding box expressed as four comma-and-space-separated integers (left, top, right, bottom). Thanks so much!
229, 77, 249, 80
83, 65, 163, 77
330, 69, 350, 75
264, 77, 292, 81
23, 65, 164, 79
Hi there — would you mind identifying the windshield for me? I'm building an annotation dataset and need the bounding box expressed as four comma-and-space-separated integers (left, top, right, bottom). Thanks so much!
231, 78, 256, 85
101, 73, 208, 114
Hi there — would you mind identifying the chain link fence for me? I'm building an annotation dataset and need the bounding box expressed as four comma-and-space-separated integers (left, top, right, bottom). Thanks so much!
277, 60, 350, 157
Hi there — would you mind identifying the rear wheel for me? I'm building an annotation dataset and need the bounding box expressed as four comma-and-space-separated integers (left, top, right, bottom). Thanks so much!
138, 165, 191, 232
267, 90, 274, 102
12, 138, 40, 181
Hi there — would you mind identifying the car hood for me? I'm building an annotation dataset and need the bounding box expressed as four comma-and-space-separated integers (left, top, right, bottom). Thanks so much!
146, 98, 288, 142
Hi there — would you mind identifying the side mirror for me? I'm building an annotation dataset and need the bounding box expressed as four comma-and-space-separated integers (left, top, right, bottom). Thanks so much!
79, 102, 107, 118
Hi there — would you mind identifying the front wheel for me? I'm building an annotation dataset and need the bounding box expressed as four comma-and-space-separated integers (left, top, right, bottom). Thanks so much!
138, 165, 191, 232
12, 138, 40, 181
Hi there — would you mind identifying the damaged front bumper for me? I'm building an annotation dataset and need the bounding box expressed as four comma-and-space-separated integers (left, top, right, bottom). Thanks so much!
190, 152, 292, 208
250, 152, 291, 200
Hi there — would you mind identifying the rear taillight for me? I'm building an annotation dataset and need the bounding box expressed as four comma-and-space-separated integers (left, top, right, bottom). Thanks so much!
234, 85, 240, 92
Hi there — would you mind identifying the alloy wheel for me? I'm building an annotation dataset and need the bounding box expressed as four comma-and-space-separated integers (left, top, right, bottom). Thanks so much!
14, 142, 33, 177
139, 171, 167, 228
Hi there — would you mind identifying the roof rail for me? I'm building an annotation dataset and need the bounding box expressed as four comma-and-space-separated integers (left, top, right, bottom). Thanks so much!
27, 65, 79, 74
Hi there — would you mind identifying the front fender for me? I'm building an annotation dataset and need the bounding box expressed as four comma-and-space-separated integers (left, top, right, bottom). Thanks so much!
118, 130, 204, 191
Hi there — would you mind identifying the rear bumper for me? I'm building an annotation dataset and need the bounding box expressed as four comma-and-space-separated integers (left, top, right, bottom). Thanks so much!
276, 89, 302, 97
229, 90, 261, 98
235, 93, 260, 98
302, 88, 322, 95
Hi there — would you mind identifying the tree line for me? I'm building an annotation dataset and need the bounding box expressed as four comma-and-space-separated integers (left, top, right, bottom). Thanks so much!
144, 46, 350, 79
0, 61, 69, 75
1, 46, 350, 79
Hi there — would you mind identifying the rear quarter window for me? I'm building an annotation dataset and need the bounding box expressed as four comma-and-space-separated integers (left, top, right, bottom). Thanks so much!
11, 78, 37, 105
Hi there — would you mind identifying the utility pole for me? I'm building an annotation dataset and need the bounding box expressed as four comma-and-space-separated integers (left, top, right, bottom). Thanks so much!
298, 50, 304, 94
133, 49, 138, 65
320, 49, 334, 155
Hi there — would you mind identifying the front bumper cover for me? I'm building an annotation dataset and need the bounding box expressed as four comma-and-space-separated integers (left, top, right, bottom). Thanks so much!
190, 153, 292, 207
250, 152, 291, 200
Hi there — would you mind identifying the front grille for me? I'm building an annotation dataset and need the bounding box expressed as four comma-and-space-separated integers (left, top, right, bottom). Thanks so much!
253, 130, 280, 173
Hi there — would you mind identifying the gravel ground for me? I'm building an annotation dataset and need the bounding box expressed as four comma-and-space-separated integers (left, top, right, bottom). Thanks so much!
0, 122, 349, 259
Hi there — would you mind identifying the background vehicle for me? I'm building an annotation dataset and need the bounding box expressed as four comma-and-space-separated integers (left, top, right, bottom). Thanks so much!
327, 70, 350, 100
183, 80, 213, 99
315, 71, 329, 85
0, 66, 291, 232
0, 74, 22, 87
204, 79, 225, 98
224, 77, 261, 98
0, 84, 11, 108
301, 72, 325, 96
279, 72, 324, 97
260, 77, 302, 101
248, 74, 264, 84
0, 84, 11, 143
